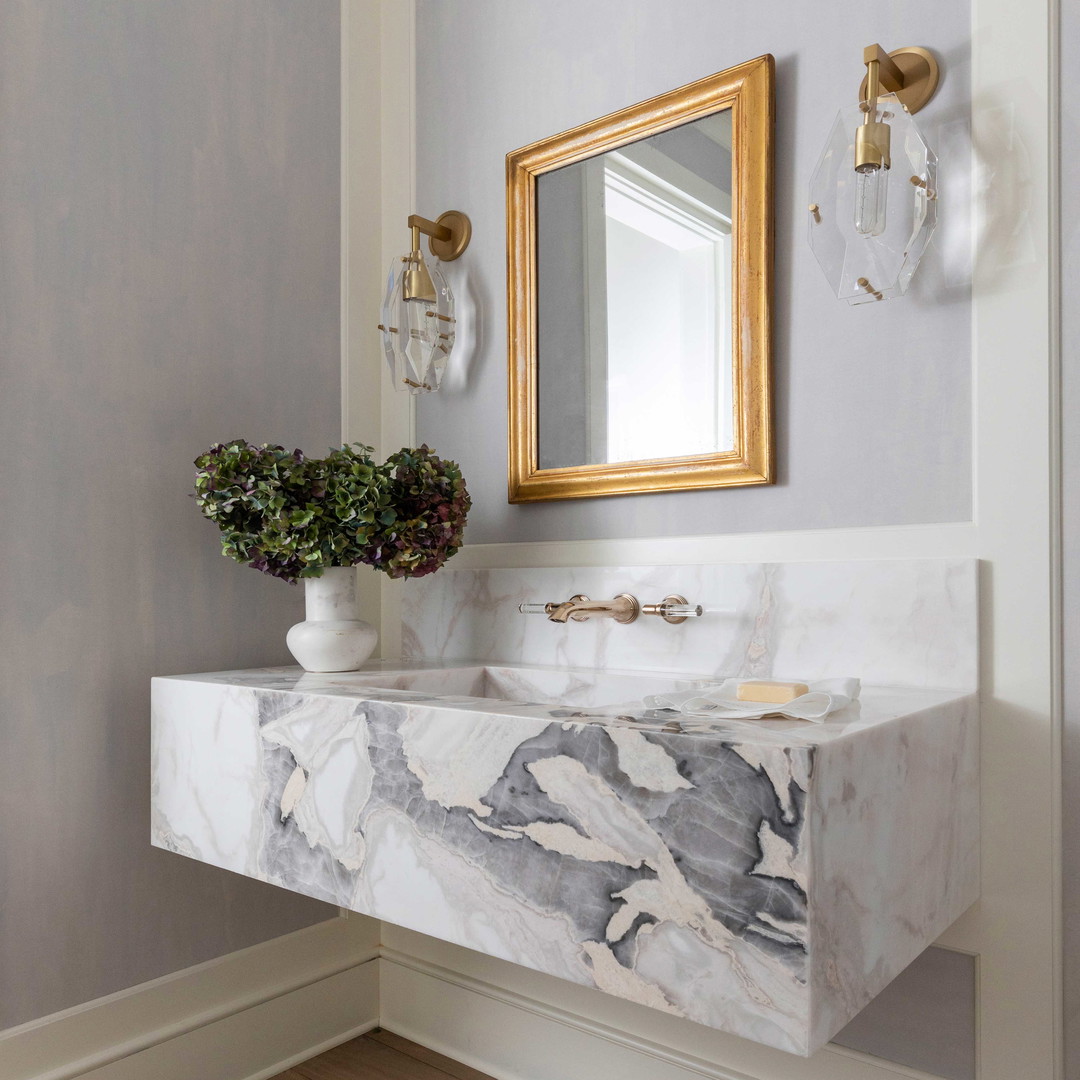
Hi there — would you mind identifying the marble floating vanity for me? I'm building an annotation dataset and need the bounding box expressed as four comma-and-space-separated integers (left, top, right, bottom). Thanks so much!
151, 558, 979, 1057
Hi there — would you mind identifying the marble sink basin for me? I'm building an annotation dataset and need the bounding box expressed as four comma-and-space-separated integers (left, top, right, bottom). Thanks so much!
313, 662, 700, 709
151, 658, 978, 1057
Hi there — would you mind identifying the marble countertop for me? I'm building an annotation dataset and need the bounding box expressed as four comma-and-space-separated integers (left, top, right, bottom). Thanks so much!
156, 659, 973, 747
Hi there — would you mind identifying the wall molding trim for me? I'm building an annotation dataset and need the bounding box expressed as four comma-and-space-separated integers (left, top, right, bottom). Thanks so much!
0, 917, 379, 1080
1047, 0, 1065, 1069
449, 521, 978, 569
968, 0, 1061, 1073
341, 0, 416, 660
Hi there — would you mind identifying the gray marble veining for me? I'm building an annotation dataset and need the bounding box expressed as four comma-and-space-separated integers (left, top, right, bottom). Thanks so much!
151, 658, 978, 1056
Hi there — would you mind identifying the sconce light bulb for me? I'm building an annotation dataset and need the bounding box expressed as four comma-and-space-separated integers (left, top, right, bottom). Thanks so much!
853, 165, 889, 237
853, 116, 892, 237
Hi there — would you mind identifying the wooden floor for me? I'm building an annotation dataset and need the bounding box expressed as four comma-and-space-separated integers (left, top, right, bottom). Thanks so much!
270, 1030, 495, 1080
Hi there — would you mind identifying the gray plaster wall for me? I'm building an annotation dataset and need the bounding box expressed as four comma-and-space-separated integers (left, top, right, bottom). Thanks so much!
415, 0, 972, 544
0, 0, 338, 1030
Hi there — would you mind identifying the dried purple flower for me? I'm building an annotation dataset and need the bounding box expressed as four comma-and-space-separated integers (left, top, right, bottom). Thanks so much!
364, 445, 471, 579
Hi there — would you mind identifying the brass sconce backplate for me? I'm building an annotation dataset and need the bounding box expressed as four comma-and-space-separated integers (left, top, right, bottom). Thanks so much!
858, 46, 939, 113
405, 210, 472, 261
429, 210, 472, 261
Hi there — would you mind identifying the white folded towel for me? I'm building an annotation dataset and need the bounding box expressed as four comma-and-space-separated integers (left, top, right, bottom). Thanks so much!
644, 677, 861, 724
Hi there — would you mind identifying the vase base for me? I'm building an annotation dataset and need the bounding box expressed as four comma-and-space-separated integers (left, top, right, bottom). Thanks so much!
286, 618, 377, 673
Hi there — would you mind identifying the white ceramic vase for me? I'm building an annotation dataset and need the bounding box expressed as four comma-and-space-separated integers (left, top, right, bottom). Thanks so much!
286, 566, 377, 673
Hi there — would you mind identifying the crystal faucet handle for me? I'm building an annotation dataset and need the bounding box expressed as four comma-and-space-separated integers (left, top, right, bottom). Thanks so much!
518, 602, 554, 615
640, 594, 703, 624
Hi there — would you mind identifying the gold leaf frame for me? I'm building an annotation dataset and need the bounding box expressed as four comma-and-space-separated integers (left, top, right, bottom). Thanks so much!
506, 55, 774, 502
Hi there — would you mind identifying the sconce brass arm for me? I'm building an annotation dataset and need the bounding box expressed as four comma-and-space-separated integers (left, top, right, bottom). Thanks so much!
406, 210, 472, 261
862, 44, 905, 98
408, 214, 452, 243
857, 44, 940, 115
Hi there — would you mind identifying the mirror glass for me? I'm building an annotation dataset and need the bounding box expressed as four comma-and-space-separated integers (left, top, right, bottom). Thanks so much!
536, 110, 734, 469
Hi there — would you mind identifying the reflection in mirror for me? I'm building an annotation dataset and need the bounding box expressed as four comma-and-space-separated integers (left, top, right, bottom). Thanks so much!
537, 111, 734, 469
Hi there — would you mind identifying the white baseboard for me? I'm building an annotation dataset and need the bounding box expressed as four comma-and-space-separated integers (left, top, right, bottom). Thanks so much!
379, 949, 753, 1080
0, 916, 380, 1080
378, 947, 947, 1080
0, 916, 955, 1080
80, 965, 378, 1080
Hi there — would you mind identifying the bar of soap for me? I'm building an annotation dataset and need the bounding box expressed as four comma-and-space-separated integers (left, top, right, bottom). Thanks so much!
735, 680, 810, 704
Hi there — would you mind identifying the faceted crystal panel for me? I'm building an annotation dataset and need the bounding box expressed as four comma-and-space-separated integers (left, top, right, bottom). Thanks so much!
808, 94, 938, 305
380, 256, 456, 393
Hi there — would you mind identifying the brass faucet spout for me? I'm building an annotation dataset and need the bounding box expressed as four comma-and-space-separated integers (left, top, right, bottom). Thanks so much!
518, 592, 702, 626
545, 598, 580, 624
544, 594, 640, 624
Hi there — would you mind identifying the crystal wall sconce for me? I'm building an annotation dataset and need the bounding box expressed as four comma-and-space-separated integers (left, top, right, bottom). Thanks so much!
379, 210, 472, 393
808, 44, 940, 304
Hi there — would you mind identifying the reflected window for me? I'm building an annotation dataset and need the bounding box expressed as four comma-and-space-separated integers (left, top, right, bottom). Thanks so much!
535, 111, 735, 471
594, 152, 733, 463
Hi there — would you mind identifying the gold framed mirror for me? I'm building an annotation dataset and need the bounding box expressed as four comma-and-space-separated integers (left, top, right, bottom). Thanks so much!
506, 55, 774, 502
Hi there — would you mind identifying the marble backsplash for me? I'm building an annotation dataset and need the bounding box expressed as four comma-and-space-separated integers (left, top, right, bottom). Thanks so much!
401, 559, 978, 691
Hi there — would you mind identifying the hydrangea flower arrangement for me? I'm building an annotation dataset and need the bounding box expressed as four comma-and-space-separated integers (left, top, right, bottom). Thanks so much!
193, 440, 469, 583
366, 446, 472, 579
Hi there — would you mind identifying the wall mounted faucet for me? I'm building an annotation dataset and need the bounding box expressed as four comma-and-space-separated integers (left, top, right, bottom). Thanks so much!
518, 593, 703, 625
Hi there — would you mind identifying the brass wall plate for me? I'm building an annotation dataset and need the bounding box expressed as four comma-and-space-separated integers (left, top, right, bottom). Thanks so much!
429, 210, 472, 261
505, 55, 774, 502
859, 46, 940, 114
